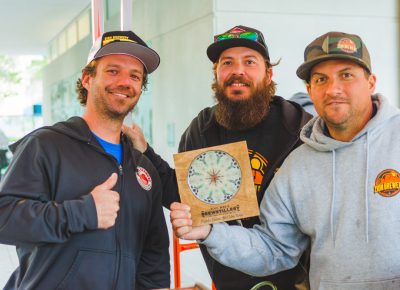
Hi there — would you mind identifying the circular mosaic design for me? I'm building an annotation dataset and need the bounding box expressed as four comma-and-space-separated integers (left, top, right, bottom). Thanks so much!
187, 150, 242, 204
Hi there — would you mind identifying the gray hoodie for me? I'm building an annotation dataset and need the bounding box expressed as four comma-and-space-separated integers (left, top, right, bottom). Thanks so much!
202, 95, 400, 289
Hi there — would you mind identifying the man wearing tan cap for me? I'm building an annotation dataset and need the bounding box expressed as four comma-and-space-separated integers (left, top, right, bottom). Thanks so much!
0, 30, 169, 289
170, 31, 400, 289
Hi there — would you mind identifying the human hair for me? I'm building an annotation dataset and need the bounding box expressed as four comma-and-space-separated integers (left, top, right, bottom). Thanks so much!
75, 59, 149, 106
76, 60, 97, 106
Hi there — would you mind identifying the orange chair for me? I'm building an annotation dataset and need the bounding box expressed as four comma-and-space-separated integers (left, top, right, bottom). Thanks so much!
173, 234, 216, 290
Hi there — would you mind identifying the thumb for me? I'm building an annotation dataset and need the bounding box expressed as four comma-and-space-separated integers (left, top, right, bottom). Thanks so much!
98, 173, 118, 190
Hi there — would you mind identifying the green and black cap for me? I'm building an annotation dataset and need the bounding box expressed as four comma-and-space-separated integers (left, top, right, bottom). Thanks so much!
207, 25, 270, 63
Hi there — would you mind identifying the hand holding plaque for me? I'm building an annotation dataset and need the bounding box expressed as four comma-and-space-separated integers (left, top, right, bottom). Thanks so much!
173, 141, 259, 226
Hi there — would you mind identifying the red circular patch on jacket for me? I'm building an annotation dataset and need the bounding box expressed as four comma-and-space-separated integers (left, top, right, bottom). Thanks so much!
136, 166, 152, 191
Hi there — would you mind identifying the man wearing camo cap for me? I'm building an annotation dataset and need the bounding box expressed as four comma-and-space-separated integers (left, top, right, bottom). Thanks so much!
170, 31, 400, 289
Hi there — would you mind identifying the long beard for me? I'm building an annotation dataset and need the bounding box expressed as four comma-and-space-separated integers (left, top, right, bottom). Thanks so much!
214, 76, 275, 131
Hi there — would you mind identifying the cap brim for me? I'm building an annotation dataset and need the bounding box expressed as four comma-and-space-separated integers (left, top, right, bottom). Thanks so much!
91, 42, 160, 73
296, 54, 371, 81
207, 38, 269, 62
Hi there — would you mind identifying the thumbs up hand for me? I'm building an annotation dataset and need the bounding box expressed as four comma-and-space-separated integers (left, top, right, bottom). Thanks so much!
91, 173, 120, 229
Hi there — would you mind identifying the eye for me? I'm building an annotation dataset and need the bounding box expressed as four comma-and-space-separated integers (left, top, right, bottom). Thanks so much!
131, 74, 142, 81
107, 69, 118, 75
221, 60, 232, 66
342, 72, 353, 79
312, 76, 327, 85
245, 59, 256, 65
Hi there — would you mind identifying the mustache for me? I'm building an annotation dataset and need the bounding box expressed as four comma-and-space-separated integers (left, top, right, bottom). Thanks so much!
224, 75, 252, 87
324, 96, 348, 105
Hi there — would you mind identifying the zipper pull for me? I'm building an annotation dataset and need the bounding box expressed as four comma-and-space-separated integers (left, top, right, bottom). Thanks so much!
118, 165, 123, 176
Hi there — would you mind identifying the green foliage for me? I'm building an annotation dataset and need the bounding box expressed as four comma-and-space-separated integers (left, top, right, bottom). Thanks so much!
0, 55, 22, 100
29, 58, 47, 79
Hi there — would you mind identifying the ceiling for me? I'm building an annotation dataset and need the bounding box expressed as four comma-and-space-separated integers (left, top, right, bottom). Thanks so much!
0, 0, 90, 55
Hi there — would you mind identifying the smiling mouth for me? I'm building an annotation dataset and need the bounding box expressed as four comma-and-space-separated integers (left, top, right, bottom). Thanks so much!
110, 92, 131, 98
230, 83, 248, 87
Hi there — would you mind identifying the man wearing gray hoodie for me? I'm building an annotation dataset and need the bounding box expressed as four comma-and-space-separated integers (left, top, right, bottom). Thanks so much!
170, 31, 400, 290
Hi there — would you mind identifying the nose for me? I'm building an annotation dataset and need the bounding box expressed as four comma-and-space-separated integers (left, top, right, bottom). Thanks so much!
325, 78, 343, 96
231, 62, 245, 75
115, 72, 132, 88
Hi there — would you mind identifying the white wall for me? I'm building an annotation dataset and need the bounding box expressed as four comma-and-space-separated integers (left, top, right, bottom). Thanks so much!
214, 0, 399, 106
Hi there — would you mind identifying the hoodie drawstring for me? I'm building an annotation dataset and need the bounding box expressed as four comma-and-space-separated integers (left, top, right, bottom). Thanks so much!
330, 133, 371, 246
330, 149, 336, 246
365, 132, 370, 243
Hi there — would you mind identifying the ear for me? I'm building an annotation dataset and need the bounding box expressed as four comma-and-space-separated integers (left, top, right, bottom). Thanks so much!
265, 68, 273, 85
368, 73, 377, 93
306, 83, 312, 99
81, 71, 91, 90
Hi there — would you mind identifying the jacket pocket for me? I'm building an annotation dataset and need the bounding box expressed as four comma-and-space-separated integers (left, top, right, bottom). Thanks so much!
319, 277, 400, 290
57, 249, 116, 290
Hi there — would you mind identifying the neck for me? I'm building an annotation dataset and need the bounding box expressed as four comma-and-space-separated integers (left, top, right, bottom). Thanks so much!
83, 111, 122, 144
328, 127, 360, 142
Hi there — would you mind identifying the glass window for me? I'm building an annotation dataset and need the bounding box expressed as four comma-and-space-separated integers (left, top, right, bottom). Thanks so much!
78, 10, 90, 41
49, 40, 58, 62
67, 23, 78, 49
58, 32, 67, 56
106, 0, 119, 20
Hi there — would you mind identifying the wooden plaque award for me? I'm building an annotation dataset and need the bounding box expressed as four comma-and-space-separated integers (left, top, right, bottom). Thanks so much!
173, 141, 259, 226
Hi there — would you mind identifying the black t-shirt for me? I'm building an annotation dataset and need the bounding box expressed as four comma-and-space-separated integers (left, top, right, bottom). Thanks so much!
218, 105, 289, 227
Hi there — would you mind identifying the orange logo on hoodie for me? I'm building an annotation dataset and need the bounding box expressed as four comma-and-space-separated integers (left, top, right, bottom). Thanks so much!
374, 169, 400, 197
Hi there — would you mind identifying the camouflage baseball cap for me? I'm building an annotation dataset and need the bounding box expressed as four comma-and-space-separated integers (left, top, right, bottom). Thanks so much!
296, 31, 371, 81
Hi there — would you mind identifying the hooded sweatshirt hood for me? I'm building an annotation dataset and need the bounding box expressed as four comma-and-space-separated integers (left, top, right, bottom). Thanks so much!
300, 94, 398, 151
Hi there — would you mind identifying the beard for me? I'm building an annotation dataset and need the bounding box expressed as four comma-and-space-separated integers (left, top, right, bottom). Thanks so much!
213, 75, 276, 131
95, 86, 139, 122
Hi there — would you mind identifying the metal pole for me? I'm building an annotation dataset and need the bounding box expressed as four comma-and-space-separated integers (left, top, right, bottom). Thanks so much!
121, 0, 134, 126
120, 0, 133, 30
91, 0, 104, 43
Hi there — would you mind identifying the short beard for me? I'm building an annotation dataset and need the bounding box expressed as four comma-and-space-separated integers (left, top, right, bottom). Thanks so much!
213, 76, 276, 131
95, 86, 138, 122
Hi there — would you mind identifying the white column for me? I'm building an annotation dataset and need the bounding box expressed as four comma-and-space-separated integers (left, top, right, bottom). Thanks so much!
91, 0, 104, 43
120, 0, 133, 30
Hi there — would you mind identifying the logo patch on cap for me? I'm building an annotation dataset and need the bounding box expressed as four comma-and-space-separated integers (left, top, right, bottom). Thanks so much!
336, 38, 357, 54
136, 166, 152, 191
374, 169, 400, 197
229, 26, 246, 34
102, 35, 136, 46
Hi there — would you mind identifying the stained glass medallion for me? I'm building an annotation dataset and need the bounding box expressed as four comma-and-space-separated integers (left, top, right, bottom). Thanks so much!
187, 150, 242, 204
